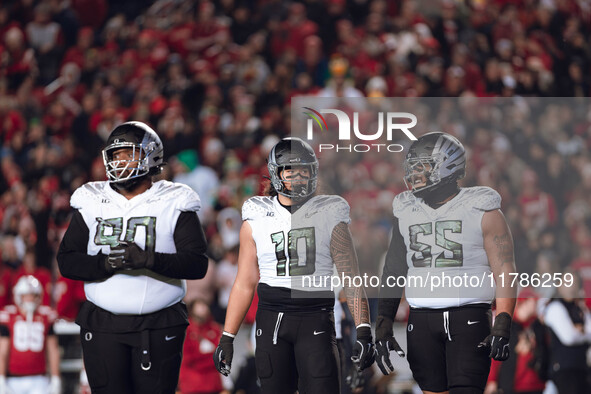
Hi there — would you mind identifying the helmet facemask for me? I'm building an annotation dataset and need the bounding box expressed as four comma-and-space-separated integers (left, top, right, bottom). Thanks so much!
13, 276, 42, 321
269, 163, 318, 201
102, 122, 164, 190
103, 142, 154, 183
22, 301, 38, 314
403, 132, 466, 199
404, 154, 444, 195
268, 137, 319, 201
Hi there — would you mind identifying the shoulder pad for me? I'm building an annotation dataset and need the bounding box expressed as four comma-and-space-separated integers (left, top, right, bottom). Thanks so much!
392, 191, 416, 217
0, 311, 9, 323
4, 305, 16, 313
242, 196, 274, 221
38, 306, 57, 321
463, 187, 501, 211
38, 305, 52, 314
70, 182, 108, 209
310, 195, 350, 224
148, 181, 201, 212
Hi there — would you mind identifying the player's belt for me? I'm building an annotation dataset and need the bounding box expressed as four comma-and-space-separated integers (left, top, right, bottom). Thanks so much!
410, 303, 491, 312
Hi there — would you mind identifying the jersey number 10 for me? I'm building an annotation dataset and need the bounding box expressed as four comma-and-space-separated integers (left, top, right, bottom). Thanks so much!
270, 227, 316, 276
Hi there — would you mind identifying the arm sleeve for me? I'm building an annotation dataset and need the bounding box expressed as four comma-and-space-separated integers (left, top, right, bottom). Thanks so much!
151, 211, 209, 280
57, 210, 113, 281
0, 326, 8, 337
377, 217, 409, 320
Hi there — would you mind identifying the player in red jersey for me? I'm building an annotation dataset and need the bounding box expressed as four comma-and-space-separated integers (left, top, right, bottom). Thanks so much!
0, 276, 61, 394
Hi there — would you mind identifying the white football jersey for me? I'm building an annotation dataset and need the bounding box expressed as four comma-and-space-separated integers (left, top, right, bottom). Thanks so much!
393, 186, 500, 308
70, 180, 201, 314
242, 195, 350, 291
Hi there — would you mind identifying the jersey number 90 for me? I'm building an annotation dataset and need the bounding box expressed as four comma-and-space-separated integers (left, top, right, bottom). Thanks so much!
94, 216, 156, 252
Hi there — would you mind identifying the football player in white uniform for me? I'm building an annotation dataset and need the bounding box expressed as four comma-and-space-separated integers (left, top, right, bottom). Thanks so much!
213, 138, 374, 393
375, 132, 517, 394
57, 122, 208, 394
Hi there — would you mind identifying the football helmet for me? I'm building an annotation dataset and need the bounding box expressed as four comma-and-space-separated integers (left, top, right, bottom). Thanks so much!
268, 137, 318, 200
13, 275, 42, 315
102, 121, 164, 186
404, 132, 465, 197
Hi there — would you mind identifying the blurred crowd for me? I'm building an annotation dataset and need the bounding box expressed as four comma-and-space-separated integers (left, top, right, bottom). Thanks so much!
1, 0, 591, 392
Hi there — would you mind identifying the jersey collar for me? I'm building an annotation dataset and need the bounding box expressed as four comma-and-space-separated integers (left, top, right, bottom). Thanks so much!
417, 187, 467, 218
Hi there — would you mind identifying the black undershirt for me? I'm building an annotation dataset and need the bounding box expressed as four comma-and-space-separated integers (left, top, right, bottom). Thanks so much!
277, 196, 310, 213
377, 216, 409, 320
419, 181, 460, 208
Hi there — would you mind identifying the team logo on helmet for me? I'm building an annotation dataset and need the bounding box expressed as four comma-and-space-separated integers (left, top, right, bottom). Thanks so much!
404, 132, 466, 196
102, 121, 164, 184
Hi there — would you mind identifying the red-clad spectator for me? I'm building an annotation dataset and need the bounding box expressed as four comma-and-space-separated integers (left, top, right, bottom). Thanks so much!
61, 27, 94, 69
202, 30, 241, 74
294, 35, 328, 88
136, 29, 169, 72
392, 0, 427, 29
53, 275, 85, 321
1, 26, 35, 91
334, 19, 363, 64
42, 62, 86, 109
571, 247, 591, 309
518, 169, 558, 237
178, 299, 226, 394
166, 8, 196, 58
0, 259, 12, 309
71, 0, 107, 30
0, 102, 26, 144
270, 3, 318, 58
25, 3, 64, 84
486, 288, 547, 394
88, 98, 128, 141
432, 0, 464, 54
189, 1, 229, 56
450, 44, 485, 95
355, 12, 390, 80
42, 100, 75, 140
0, 7, 20, 40
12, 251, 52, 307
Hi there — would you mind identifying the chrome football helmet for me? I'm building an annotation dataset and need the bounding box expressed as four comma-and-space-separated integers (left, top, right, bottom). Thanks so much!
102, 121, 164, 185
13, 275, 42, 316
404, 132, 466, 196
268, 137, 318, 200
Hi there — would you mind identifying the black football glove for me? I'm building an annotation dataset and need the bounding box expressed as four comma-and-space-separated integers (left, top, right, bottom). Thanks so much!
107, 241, 154, 272
375, 316, 405, 375
213, 333, 234, 376
478, 312, 511, 361
105, 244, 126, 273
351, 326, 375, 371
